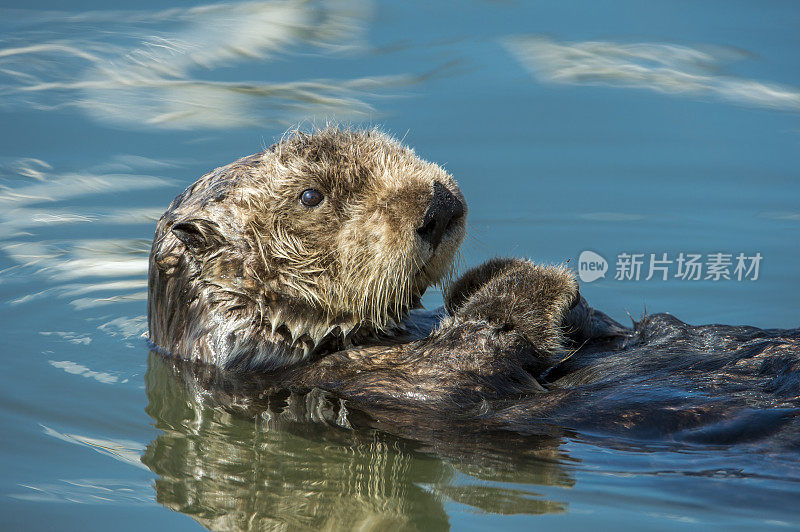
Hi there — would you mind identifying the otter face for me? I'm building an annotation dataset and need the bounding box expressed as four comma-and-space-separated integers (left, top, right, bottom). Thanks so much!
148, 128, 466, 370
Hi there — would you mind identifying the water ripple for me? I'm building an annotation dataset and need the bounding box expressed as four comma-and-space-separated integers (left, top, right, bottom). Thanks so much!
0, 0, 417, 129
506, 36, 800, 112
0, 157, 168, 311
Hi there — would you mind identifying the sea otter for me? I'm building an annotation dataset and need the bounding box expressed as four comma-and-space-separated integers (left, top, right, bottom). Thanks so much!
148, 127, 800, 444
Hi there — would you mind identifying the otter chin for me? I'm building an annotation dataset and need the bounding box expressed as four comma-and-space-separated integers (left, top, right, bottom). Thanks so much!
148, 128, 467, 371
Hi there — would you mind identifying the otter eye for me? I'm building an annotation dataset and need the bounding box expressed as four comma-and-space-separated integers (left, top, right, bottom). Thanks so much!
300, 189, 324, 207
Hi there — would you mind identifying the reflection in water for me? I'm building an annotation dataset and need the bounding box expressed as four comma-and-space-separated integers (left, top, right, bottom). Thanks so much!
0, 0, 416, 129
48, 360, 120, 384
41, 425, 148, 471
506, 36, 800, 111
10, 427, 154, 505
143, 353, 572, 530
10, 478, 154, 506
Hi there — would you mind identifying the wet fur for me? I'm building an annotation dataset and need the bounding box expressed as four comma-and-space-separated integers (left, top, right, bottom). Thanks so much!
149, 127, 800, 445
149, 127, 465, 370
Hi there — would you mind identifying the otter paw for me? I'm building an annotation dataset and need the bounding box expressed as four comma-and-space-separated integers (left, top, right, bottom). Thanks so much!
444, 257, 521, 314
447, 258, 579, 353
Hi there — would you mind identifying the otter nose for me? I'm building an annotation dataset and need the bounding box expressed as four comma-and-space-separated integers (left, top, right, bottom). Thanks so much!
417, 182, 464, 249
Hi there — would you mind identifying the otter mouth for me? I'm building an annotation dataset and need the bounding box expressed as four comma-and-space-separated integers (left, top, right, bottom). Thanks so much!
415, 225, 464, 294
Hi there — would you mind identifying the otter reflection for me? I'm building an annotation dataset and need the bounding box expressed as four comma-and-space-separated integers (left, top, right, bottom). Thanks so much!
143, 352, 573, 530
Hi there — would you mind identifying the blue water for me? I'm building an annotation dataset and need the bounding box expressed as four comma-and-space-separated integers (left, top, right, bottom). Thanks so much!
1, 0, 799, 530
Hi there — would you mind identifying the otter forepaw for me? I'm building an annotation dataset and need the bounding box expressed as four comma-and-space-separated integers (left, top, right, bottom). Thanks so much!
445, 258, 579, 355
444, 257, 522, 314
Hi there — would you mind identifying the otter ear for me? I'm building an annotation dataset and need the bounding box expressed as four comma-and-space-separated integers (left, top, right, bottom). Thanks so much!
172, 219, 223, 254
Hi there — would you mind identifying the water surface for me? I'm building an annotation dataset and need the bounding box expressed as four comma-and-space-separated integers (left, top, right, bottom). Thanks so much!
1, 0, 799, 530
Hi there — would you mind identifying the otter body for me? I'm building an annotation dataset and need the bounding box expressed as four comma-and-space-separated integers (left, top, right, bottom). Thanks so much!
148, 128, 800, 445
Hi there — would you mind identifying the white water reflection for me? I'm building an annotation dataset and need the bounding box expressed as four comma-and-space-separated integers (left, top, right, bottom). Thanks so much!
5, 240, 150, 281
41, 425, 149, 470
49, 360, 120, 384
98, 316, 149, 340
40, 331, 92, 345
11, 479, 154, 505
0, 0, 415, 129
506, 36, 800, 111
0, 157, 168, 312
0, 171, 173, 209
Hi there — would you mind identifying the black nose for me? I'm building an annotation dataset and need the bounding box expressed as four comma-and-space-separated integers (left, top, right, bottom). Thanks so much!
417, 182, 464, 249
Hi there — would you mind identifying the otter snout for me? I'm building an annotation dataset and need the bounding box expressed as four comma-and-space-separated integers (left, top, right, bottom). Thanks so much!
417, 182, 464, 249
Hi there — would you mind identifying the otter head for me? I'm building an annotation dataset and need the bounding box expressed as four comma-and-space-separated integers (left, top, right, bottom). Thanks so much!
148, 128, 466, 370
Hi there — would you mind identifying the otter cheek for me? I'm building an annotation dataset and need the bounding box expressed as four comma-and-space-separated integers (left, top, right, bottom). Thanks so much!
332, 217, 394, 313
